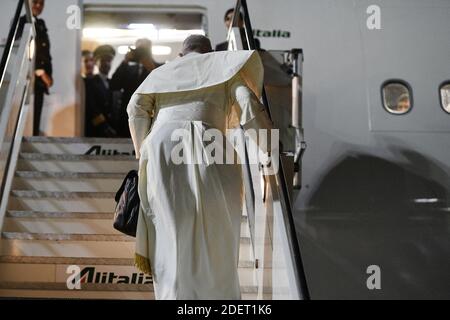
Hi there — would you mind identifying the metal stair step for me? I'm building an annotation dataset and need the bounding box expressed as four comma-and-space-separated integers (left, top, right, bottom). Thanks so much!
0, 263, 256, 288
15, 171, 126, 179
0, 287, 154, 299
0, 281, 258, 293
1, 232, 251, 245
9, 191, 117, 212
3, 211, 250, 237
6, 211, 114, 219
2, 217, 122, 235
0, 256, 134, 265
0, 281, 258, 300
2, 232, 133, 242
11, 190, 116, 199
0, 239, 134, 259
21, 137, 135, 156
19, 153, 136, 161
0, 232, 253, 261
6, 210, 248, 222
22, 137, 133, 144
17, 153, 137, 173
0, 237, 253, 261
13, 171, 124, 192
0, 255, 255, 268
0, 282, 153, 292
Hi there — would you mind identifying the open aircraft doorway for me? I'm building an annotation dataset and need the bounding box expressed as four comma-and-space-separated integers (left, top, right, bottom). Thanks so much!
82, 5, 207, 70
80, 5, 207, 137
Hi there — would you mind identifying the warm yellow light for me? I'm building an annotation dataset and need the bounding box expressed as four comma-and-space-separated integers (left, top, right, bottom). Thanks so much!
152, 45, 172, 56
118, 45, 133, 55
83, 28, 158, 41
117, 45, 171, 56
128, 23, 155, 30
158, 29, 205, 42
83, 27, 206, 44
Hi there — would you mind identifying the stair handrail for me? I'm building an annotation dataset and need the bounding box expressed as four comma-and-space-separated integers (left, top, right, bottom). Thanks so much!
230, 0, 310, 300
0, 0, 30, 91
0, 0, 35, 230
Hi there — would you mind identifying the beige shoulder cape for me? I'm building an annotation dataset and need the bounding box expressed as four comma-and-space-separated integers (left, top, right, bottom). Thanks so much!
135, 50, 264, 99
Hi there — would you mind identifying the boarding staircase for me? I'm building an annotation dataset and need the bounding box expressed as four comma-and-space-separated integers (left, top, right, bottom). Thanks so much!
0, 0, 309, 300
0, 137, 258, 299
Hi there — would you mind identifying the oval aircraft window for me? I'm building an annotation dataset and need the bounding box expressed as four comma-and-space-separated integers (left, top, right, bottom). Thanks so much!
382, 81, 412, 115
440, 82, 450, 113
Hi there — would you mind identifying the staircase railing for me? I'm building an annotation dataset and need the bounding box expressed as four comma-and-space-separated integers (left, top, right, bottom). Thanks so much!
0, 0, 25, 89
0, 0, 35, 231
228, 0, 310, 300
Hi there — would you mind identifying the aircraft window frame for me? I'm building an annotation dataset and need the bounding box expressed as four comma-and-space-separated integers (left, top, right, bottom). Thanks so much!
439, 81, 450, 114
381, 80, 413, 115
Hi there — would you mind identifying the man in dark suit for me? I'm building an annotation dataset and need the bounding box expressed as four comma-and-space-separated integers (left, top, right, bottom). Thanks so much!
110, 38, 160, 137
84, 45, 117, 137
17, 0, 53, 136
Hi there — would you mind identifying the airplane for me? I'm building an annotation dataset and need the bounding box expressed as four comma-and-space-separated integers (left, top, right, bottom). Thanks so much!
0, 0, 448, 300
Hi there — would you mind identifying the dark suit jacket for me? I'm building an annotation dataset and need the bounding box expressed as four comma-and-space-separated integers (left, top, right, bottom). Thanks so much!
215, 41, 229, 52
110, 62, 159, 137
84, 75, 113, 137
17, 15, 52, 94
110, 62, 150, 108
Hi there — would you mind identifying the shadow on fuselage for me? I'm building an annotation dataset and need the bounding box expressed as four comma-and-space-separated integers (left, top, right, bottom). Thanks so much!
295, 150, 450, 299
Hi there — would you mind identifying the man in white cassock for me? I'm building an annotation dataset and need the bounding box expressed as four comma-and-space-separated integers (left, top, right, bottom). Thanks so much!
127, 35, 274, 300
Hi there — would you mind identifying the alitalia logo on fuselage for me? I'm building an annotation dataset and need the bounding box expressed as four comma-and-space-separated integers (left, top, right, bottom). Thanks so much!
253, 29, 291, 38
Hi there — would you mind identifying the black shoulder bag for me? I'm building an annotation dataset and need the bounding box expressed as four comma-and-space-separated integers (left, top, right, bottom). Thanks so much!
113, 170, 140, 237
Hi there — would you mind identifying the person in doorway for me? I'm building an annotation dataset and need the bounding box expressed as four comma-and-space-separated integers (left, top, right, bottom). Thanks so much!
17, 0, 53, 136
215, 8, 249, 51
84, 45, 117, 137
82, 50, 95, 79
127, 35, 275, 299
110, 38, 160, 137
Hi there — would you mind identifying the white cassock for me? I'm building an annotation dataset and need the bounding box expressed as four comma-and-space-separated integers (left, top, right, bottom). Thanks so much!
127, 50, 273, 300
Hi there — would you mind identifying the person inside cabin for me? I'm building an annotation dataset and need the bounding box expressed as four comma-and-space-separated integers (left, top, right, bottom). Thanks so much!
82, 50, 95, 79
215, 8, 253, 51
396, 93, 410, 113
127, 35, 275, 299
442, 88, 450, 112
84, 45, 117, 138
17, 0, 53, 136
110, 38, 160, 137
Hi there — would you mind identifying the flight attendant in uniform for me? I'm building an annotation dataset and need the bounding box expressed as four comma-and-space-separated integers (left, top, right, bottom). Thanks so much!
18, 0, 53, 136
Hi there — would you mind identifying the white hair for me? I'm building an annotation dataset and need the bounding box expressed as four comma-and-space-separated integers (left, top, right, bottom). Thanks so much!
182, 35, 212, 55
